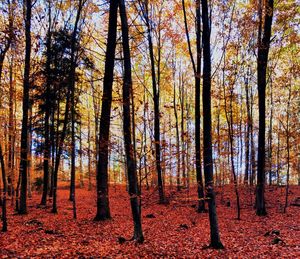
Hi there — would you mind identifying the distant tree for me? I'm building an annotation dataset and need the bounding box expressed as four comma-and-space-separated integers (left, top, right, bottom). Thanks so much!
138, 0, 165, 203
182, 0, 205, 212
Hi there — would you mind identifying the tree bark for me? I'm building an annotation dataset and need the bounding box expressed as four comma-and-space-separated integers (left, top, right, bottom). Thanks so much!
256, 0, 273, 216
201, 0, 224, 248
41, 0, 52, 205
119, 0, 144, 242
94, 0, 118, 220
19, 0, 32, 214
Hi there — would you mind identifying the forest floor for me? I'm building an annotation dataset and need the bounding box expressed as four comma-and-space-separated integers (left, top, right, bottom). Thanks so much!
1, 184, 300, 258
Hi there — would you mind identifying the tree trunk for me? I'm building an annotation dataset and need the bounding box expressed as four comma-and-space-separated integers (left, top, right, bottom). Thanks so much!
0, 144, 7, 232
182, 0, 205, 211
41, 3, 52, 205
94, 0, 118, 220
256, 0, 273, 216
143, 1, 165, 203
244, 70, 251, 185
119, 0, 144, 242
19, 0, 32, 214
284, 84, 291, 213
201, 0, 223, 248
268, 79, 273, 185
173, 69, 181, 191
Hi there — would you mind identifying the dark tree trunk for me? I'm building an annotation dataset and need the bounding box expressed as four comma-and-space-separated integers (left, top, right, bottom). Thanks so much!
8, 56, 15, 200
201, 0, 223, 249
0, 144, 7, 232
94, 0, 118, 221
119, 0, 144, 242
87, 104, 92, 191
195, 0, 205, 212
41, 2, 52, 205
19, 0, 32, 214
0, 1, 14, 223
182, 0, 205, 211
256, 0, 273, 216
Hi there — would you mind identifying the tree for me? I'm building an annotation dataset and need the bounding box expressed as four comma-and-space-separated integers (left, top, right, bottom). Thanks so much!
41, 0, 52, 206
256, 0, 274, 216
51, 0, 86, 213
0, 0, 14, 229
94, 0, 118, 221
182, 0, 205, 212
19, 0, 32, 214
119, 0, 144, 243
201, 0, 224, 249
139, 0, 165, 203
0, 144, 7, 231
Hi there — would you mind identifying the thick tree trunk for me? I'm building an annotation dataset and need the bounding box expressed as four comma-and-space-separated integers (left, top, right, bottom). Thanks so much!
95, 0, 118, 220
256, 0, 273, 216
119, 0, 144, 242
201, 0, 223, 248
19, 0, 32, 214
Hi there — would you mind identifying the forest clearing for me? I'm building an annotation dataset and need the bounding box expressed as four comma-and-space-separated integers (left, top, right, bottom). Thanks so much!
0, 0, 299, 257
1, 185, 300, 258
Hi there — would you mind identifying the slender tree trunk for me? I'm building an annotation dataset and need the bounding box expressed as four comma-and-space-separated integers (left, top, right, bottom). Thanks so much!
27, 106, 33, 198
276, 124, 280, 185
173, 69, 181, 191
250, 85, 256, 186
79, 120, 84, 188
8, 55, 15, 199
179, 77, 186, 188
87, 103, 92, 191
41, 1, 52, 205
244, 71, 251, 185
95, 0, 118, 220
268, 79, 273, 185
223, 85, 241, 220
143, 1, 165, 203
0, 144, 7, 232
284, 84, 291, 213
182, 0, 205, 211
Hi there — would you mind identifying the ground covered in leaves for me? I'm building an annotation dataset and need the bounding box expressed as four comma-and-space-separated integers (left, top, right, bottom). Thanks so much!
1, 184, 300, 258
